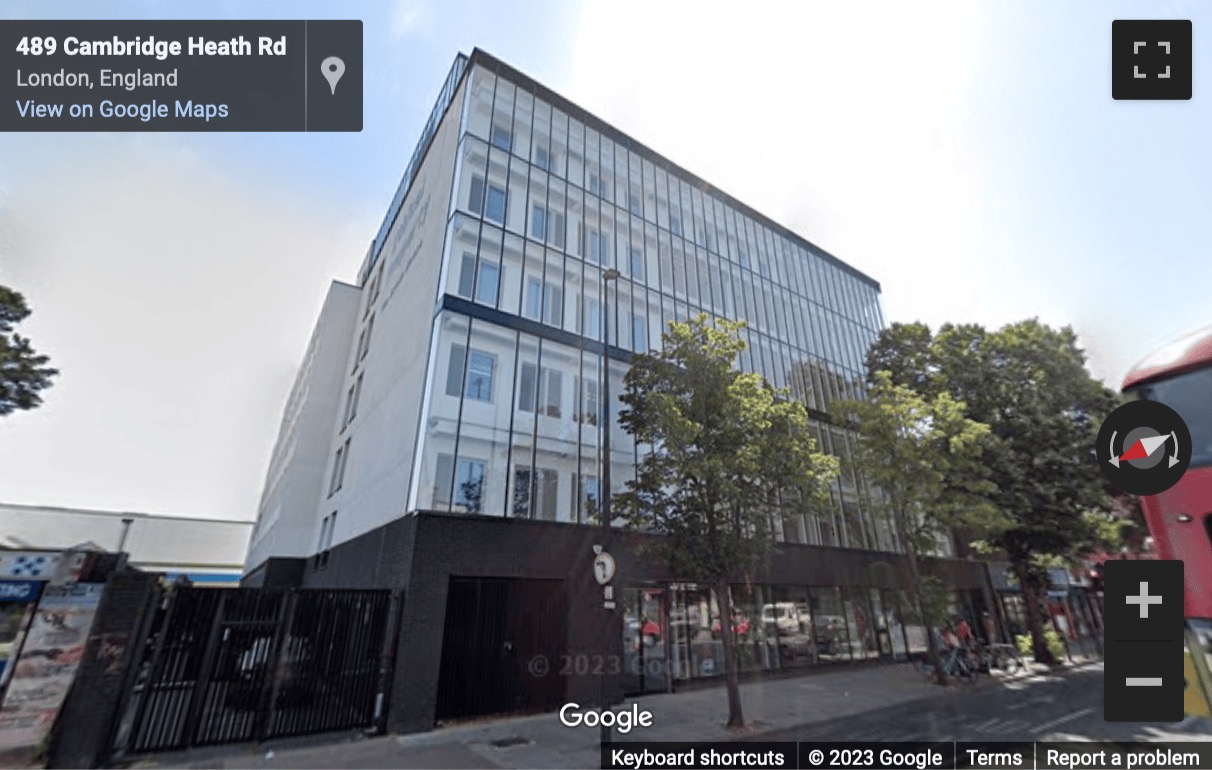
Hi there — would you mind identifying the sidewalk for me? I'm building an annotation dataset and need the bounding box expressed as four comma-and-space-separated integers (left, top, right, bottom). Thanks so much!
130, 661, 1092, 770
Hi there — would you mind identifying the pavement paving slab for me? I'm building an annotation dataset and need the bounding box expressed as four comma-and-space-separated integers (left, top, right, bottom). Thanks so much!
130, 659, 1106, 770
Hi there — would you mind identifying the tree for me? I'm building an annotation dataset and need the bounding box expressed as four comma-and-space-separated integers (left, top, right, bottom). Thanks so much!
866, 320, 1118, 664
1, 285, 58, 416
835, 371, 1002, 684
615, 315, 838, 727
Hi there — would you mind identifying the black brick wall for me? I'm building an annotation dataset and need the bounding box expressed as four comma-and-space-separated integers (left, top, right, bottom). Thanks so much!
242, 556, 306, 588
291, 511, 992, 735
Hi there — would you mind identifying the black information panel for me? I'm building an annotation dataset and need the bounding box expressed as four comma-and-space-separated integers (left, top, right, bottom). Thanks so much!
0, 20, 362, 131
599, 742, 1212, 770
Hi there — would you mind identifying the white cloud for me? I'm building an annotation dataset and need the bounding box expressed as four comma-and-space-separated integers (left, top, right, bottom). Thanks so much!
390, 0, 435, 40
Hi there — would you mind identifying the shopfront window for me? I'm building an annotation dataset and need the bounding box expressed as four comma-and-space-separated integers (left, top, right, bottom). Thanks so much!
762, 586, 816, 669
842, 587, 878, 660
669, 584, 722, 679
729, 585, 769, 673
897, 589, 930, 653
622, 587, 667, 696
809, 586, 850, 662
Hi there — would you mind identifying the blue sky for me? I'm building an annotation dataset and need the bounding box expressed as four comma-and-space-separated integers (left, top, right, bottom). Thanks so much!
0, 0, 1209, 522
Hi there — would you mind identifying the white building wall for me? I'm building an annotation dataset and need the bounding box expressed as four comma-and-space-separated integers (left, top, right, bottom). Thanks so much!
244, 281, 361, 571
313, 76, 469, 552
0, 503, 251, 576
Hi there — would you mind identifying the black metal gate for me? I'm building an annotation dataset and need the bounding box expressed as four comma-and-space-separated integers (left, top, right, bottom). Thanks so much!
111, 586, 396, 756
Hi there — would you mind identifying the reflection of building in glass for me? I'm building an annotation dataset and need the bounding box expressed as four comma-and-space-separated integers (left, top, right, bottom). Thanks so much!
243, 49, 997, 735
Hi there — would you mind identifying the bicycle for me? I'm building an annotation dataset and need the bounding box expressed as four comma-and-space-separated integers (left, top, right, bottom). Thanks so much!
984, 642, 1026, 674
917, 646, 980, 685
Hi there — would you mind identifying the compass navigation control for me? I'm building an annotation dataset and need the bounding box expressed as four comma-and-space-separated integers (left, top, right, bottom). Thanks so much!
1097, 400, 1192, 496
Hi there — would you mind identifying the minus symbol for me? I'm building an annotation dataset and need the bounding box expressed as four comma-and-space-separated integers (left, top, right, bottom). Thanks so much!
1125, 677, 1163, 686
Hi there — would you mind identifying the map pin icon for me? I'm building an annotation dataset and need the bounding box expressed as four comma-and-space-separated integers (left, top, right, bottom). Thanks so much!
321, 56, 345, 95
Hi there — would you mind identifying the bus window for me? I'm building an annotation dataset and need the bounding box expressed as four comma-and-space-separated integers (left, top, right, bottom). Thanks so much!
1136, 366, 1212, 467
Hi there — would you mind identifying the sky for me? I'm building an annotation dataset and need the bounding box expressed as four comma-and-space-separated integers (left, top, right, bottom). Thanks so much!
0, 0, 1209, 522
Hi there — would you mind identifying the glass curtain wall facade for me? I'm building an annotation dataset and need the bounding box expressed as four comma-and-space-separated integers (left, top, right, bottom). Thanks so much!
408, 62, 893, 551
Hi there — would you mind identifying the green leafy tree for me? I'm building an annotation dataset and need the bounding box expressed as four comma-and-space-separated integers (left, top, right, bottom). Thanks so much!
866, 320, 1117, 664
1, 285, 58, 416
616, 315, 838, 727
836, 371, 1003, 683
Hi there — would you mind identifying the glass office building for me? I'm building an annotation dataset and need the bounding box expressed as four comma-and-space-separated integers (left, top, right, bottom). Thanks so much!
247, 51, 1000, 731
403, 57, 890, 552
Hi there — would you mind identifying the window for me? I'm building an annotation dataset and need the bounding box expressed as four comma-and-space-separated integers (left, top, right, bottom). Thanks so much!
583, 228, 609, 264
535, 468, 558, 520
1137, 366, 1212, 468
524, 277, 542, 320
589, 172, 611, 202
454, 458, 486, 513
445, 344, 490, 399
579, 377, 599, 425
530, 203, 565, 247
317, 511, 337, 567
328, 438, 350, 496
466, 350, 495, 401
369, 264, 384, 307
543, 283, 563, 326
513, 467, 558, 520
525, 278, 562, 325
486, 185, 507, 224
461, 254, 501, 305
512, 468, 532, 517
632, 313, 647, 352
535, 145, 550, 170
540, 368, 563, 417
476, 261, 500, 305
314, 515, 331, 568
344, 383, 356, 427
325, 513, 336, 550
581, 297, 601, 340
359, 315, 374, 361
491, 122, 512, 151
670, 216, 682, 237
576, 474, 600, 519
344, 372, 364, 427
630, 246, 645, 280
434, 453, 453, 507
518, 363, 562, 418
469, 175, 485, 215
550, 211, 565, 249
354, 328, 367, 371
530, 204, 547, 240
518, 362, 537, 412
457, 253, 476, 298
629, 188, 642, 216
364, 264, 383, 317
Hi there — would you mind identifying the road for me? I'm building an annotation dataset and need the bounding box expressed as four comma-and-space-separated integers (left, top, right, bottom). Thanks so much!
761, 663, 1210, 743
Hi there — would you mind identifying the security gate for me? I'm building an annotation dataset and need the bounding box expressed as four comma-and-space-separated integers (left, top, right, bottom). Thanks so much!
111, 586, 396, 756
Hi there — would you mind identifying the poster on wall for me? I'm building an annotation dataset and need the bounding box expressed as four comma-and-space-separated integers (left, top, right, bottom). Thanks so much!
0, 583, 102, 754
0, 580, 43, 689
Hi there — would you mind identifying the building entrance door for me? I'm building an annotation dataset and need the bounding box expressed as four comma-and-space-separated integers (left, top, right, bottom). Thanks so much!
435, 577, 567, 722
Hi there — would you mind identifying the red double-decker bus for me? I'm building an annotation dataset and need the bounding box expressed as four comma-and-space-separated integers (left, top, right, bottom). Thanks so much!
1121, 324, 1212, 717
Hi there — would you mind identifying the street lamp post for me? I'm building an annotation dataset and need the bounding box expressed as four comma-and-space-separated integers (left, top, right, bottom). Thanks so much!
599, 266, 620, 744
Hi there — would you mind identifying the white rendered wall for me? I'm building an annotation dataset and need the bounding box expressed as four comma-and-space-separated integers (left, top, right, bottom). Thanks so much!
244, 281, 360, 571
